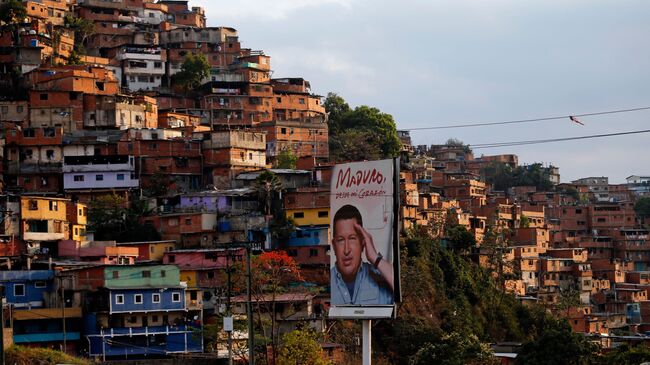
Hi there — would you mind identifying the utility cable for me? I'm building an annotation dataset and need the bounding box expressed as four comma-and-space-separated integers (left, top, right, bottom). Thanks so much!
469, 129, 650, 149
403, 106, 650, 131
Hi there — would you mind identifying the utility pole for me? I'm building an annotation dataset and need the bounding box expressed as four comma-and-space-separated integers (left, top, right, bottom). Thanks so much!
60, 275, 66, 354
226, 248, 233, 365
0, 285, 5, 365
246, 244, 254, 365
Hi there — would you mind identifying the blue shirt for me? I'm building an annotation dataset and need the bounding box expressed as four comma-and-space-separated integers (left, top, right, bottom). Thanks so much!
331, 262, 393, 305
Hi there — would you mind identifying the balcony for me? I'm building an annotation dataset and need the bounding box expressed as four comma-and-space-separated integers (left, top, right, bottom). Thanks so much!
14, 332, 81, 343
13, 307, 82, 320
63, 156, 134, 173
23, 231, 65, 242
6, 162, 63, 175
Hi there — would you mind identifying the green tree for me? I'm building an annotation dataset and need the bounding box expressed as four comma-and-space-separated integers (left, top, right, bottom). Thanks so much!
142, 172, 174, 197
515, 324, 597, 365
598, 344, 650, 365
324, 93, 401, 162
277, 329, 330, 365
482, 162, 553, 192
634, 197, 650, 225
269, 213, 296, 246
64, 15, 94, 54
275, 149, 298, 169
323, 92, 350, 136
256, 170, 282, 216
88, 194, 160, 242
445, 138, 472, 154
0, 0, 26, 26
446, 225, 476, 253
172, 53, 211, 92
409, 332, 499, 365
329, 129, 383, 162
556, 284, 581, 317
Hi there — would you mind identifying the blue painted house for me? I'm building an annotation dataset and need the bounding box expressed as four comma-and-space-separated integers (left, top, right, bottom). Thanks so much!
80, 265, 203, 359
0, 270, 83, 353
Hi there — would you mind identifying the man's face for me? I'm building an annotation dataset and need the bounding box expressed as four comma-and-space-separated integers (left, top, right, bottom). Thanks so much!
332, 218, 363, 283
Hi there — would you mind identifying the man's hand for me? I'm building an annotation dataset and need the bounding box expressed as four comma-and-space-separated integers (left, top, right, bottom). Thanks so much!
354, 222, 394, 292
354, 222, 378, 264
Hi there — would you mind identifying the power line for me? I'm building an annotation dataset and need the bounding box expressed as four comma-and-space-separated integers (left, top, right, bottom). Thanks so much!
469, 129, 650, 149
402, 106, 650, 131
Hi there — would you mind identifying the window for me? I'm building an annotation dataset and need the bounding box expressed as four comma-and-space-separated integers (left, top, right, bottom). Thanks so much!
117, 174, 125, 181
185, 218, 192, 225
49, 201, 58, 211
39, 93, 48, 101
95, 174, 104, 181
115, 294, 124, 304
168, 255, 175, 263
95, 82, 105, 91
13, 284, 25, 297
34, 281, 46, 288
142, 270, 151, 278
249, 153, 253, 160
293, 212, 304, 219
112, 271, 119, 279
46, 150, 54, 159
281, 128, 287, 134
154, 61, 162, 68
17, 106, 23, 113
161, 270, 166, 278
310, 248, 318, 257
28, 200, 38, 210
299, 98, 305, 104
207, 271, 214, 279
172, 292, 181, 302
152, 293, 160, 303
134, 294, 143, 304
318, 211, 328, 218
73, 175, 84, 182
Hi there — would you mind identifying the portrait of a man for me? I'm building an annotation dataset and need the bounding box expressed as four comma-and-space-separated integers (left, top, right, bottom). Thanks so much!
330, 204, 394, 305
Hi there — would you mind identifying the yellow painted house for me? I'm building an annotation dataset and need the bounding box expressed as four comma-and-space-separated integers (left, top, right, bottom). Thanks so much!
67, 201, 88, 242
285, 207, 330, 226
20, 197, 69, 241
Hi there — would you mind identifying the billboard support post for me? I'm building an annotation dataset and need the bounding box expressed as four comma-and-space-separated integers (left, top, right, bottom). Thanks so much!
362, 319, 372, 365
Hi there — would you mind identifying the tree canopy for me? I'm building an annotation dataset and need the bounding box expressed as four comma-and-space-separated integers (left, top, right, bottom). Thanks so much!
275, 149, 298, 169
65, 15, 94, 54
481, 162, 554, 192
88, 194, 160, 242
515, 325, 597, 365
324, 93, 401, 162
172, 53, 211, 91
634, 197, 650, 224
277, 330, 330, 365
0, 0, 26, 26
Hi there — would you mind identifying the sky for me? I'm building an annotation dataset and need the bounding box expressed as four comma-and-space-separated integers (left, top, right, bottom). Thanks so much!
193, 0, 650, 183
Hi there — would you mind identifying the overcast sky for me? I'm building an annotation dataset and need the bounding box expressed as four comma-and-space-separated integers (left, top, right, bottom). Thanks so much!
193, 0, 650, 183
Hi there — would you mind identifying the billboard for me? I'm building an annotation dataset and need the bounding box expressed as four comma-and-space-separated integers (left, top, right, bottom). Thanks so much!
328, 158, 400, 319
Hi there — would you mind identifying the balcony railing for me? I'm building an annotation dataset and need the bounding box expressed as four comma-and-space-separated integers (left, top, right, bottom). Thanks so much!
94, 324, 197, 337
